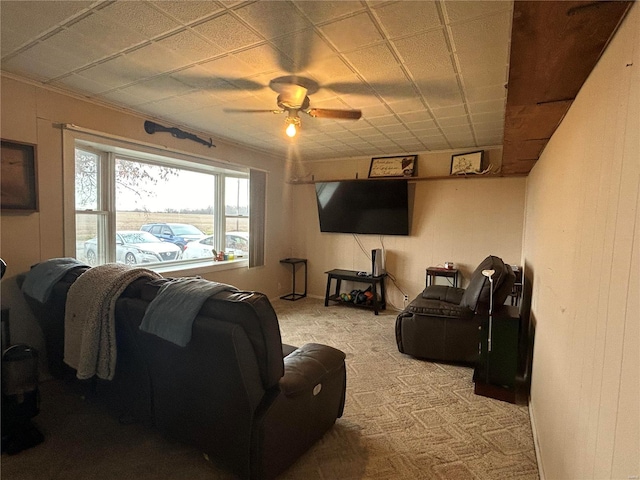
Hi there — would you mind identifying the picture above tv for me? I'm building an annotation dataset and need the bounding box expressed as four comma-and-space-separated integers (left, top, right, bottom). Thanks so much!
315, 179, 410, 235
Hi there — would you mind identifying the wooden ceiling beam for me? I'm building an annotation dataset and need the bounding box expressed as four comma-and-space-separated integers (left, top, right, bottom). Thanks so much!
501, 1, 632, 175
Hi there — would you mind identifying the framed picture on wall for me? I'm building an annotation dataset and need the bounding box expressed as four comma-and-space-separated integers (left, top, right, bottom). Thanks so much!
1, 139, 38, 212
450, 150, 484, 175
368, 155, 417, 178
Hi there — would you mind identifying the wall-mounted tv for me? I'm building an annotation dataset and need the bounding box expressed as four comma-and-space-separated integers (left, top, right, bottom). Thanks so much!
315, 179, 409, 235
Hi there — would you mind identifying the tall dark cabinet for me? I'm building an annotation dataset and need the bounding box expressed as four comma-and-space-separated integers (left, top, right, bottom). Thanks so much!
473, 305, 521, 403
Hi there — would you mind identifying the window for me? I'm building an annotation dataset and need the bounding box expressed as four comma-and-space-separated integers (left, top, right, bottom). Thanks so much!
69, 134, 251, 271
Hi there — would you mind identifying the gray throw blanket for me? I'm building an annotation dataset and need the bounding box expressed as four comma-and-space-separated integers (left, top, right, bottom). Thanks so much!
139, 277, 238, 347
21, 257, 89, 303
64, 263, 162, 380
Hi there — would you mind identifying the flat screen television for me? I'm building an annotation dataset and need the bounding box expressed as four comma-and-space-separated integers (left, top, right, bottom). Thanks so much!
315, 179, 409, 235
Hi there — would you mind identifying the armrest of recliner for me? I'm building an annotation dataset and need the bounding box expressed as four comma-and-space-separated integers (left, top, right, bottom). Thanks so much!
407, 296, 473, 319
280, 343, 346, 398
421, 285, 465, 304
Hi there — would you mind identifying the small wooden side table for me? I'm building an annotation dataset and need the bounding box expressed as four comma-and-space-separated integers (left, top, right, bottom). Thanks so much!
426, 267, 459, 288
280, 258, 307, 301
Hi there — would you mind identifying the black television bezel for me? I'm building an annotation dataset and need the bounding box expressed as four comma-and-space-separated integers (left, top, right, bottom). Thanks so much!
314, 179, 410, 236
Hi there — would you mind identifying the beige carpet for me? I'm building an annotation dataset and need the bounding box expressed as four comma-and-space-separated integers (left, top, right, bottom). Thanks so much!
1, 297, 539, 479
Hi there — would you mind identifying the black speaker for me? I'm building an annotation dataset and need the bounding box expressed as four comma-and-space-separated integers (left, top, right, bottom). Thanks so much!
371, 249, 385, 277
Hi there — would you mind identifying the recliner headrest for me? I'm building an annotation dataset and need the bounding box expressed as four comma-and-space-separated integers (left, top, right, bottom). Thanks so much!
460, 255, 514, 310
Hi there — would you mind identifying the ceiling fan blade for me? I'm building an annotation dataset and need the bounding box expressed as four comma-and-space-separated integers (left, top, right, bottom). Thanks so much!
223, 108, 284, 114
306, 108, 362, 120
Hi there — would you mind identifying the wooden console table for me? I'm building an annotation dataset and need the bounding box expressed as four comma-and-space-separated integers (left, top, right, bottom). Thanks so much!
426, 266, 459, 288
324, 269, 387, 315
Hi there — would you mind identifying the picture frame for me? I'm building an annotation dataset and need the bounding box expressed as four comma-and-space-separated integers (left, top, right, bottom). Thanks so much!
1, 139, 38, 212
450, 150, 484, 175
368, 155, 416, 178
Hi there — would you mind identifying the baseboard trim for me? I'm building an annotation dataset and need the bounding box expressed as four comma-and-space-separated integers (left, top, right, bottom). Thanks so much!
529, 398, 545, 480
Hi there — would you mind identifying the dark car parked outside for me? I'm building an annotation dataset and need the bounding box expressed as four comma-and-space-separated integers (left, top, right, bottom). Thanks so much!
141, 223, 206, 251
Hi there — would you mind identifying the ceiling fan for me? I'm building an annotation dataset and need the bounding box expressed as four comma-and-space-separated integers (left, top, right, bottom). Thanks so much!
223, 76, 362, 138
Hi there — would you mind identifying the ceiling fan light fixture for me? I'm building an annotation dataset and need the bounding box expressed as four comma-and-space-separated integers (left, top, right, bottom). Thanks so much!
285, 114, 301, 138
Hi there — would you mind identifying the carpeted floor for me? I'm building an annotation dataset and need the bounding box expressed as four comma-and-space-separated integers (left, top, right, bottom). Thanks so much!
1, 298, 539, 479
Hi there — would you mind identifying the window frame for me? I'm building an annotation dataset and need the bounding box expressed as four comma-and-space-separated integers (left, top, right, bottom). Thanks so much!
63, 126, 252, 275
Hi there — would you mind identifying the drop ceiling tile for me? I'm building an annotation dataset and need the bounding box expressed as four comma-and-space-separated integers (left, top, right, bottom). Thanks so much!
380, 124, 411, 135
395, 29, 452, 72
117, 76, 195, 104
405, 122, 439, 133
475, 133, 503, 145
442, 124, 473, 137
40, 28, 113, 66
124, 43, 190, 77
423, 139, 451, 150
473, 120, 504, 133
293, 1, 365, 24
198, 55, 259, 80
140, 95, 207, 116
1, 25, 28, 56
366, 65, 416, 100
235, 2, 311, 40
470, 111, 504, 124
344, 43, 399, 77
444, 1, 512, 25
449, 138, 476, 149
2, 43, 83, 79
451, 10, 512, 70
100, 2, 182, 40
0, 1, 93, 48
320, 13, 382, 52
155, 30, 222, 64
78, 56, 147, 89
151, 1, 224, 24
460, 65, 508, 91
416, 76, 463, 108
372, 1, 441, 38
366, 115, 402, 128
271, 30, 335, 71
98, 89, 148, 107
173, 90, 227, 108
397, 111, 434, 123
50, 74, 111, 95
468, 99, 505, 115
69, 11, 148, 52
192, 13, 263, 51
431, 104, 468, 118
437, 116, 470, 128
464, 84, 506, 103
233, 44, 290, 74
303, 56, 356, 85
2, 54, 65, 82
360, 103, 392, 118
386, 98, 427, 114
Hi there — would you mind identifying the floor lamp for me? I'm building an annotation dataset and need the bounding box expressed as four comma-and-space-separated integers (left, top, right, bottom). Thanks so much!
481, 269, 495, 385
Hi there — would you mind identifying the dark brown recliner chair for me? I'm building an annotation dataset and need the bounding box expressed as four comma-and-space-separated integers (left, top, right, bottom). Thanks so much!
19, 262, 347, 479
396, 255, 515, 364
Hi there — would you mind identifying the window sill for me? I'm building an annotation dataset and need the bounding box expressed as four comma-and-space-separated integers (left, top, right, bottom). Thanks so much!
151, 258, 249, 277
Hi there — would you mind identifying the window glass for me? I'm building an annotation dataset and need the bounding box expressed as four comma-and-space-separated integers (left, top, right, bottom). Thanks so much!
73, 144, 248, 269
75, 149, 100, 210
225, 176, 249, 257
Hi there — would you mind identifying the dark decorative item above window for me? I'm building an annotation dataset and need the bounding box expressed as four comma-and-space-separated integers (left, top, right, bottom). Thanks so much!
368, 155, 416, 178
1, 139, 38, 212
450, 150, 485, 175
144, 120, 215, 148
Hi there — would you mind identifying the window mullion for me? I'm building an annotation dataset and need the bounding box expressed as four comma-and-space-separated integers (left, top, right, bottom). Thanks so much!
215, 174, 225, 253
103, 152, 117, 263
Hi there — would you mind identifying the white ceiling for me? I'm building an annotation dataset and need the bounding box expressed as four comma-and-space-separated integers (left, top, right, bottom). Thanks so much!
1, 1, 513, 161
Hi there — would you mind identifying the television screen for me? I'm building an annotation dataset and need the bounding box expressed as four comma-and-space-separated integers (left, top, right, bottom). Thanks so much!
315, 179, 409, 235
